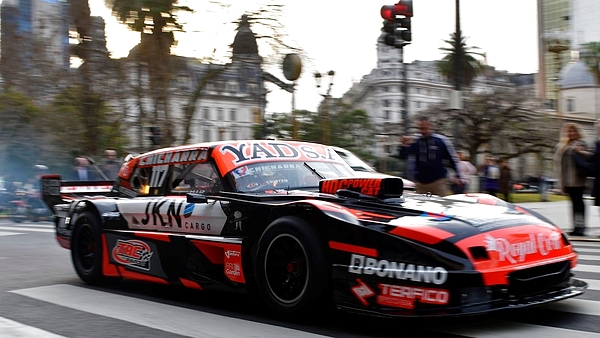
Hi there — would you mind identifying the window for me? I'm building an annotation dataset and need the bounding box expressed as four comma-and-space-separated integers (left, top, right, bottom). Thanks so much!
567, 98, 575, 112
170, 163, 223, 195
383, 100, 390, 107
227, 83, 238, 93
203, 108, 210, 120
217, 108, 223, 120
231, 161, 353, 193
230, 109, 237, 121
384, 110, 390, 119
203, 128, 211, 142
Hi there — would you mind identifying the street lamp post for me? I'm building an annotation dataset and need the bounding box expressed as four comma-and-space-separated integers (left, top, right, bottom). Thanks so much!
314, 70, 335, 145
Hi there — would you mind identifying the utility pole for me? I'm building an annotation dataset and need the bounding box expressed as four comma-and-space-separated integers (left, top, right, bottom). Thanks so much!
400, 47, 409, 134
315, 70, 335, 145
381, 1, 413, 134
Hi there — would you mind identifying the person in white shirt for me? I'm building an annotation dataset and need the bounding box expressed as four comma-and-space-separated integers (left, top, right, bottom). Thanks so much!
451, 150, 477, 194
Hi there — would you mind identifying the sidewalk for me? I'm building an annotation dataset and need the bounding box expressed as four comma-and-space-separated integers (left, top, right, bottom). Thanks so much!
516, 199, 600, 241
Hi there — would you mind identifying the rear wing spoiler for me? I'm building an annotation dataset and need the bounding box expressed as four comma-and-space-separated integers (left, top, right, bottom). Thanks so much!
40, 174, 114, 212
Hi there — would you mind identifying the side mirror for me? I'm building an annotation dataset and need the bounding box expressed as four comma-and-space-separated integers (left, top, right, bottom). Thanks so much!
186, 193, 208, 204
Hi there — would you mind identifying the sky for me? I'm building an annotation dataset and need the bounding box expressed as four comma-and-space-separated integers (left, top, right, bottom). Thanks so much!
87, 1, 539, 115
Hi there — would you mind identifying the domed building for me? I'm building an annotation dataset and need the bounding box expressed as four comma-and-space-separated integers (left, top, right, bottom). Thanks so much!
558, 57, 600, 119
120, 14, 268, 149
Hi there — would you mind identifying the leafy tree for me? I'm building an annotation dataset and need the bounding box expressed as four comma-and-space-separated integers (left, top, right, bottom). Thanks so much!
582, 41, 600, 84
104, 0, 192, 146
180, 61, 227, 144
437, 0, 483, 90
265, 105, 376, 160
45, 87, 127, 160
420, 88, 558, 167
331, 108, 375, 157
0, 89, 44, 179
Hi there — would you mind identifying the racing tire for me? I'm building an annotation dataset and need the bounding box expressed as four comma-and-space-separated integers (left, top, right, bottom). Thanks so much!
254, 216, 330, 315
71, 212, 104, 285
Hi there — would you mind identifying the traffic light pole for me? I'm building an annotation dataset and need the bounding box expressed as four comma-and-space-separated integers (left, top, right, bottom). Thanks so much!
381, 1, 412, 135
400, 46, 409, 135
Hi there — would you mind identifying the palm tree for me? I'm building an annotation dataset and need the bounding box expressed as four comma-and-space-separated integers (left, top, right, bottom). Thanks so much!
437, 0, 483, 90
104, 0, 192, 146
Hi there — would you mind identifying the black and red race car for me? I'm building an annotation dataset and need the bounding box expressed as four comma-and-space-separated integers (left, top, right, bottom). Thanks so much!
40, 140, 587, 317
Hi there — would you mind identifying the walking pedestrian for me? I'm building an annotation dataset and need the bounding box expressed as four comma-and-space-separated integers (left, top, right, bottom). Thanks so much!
554, 122, 589, 236
589, 119, 600, 237
481, 156, 500, 197
498, 158, 512, 202
100, 149, 121, 181
70, 157, 96, 181
397, 116, 462, 197
451, 150, 477, 194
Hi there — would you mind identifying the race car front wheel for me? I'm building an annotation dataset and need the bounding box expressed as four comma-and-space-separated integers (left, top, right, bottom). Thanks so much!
71, 212, 103, 284
254, 216, 330, 315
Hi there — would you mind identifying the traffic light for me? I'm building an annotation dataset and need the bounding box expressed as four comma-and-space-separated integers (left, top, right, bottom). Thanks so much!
381, 0, 413, 47
148, 126, 161, 146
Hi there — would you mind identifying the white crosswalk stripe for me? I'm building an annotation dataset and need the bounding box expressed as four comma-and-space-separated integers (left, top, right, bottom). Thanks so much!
3, 242, 600, 337
576, 248, 600, 254
578, 255, 600, 261
575, 264, 600, 274
582, 278, 600, 290
0, 231, 24, 237
11, 284, 330, 338
435, 320, 600, 338
0, 317, 65, 337
0, 223, 54, 236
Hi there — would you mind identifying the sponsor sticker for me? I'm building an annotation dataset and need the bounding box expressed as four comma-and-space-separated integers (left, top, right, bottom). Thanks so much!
484, 233, 562, 263
112, 239, 153, 271
351, 278, 376, 306
348, 254, 448, 285
320, 178, 382, 197
377, 284, 450, 309
222, 247, 244, 283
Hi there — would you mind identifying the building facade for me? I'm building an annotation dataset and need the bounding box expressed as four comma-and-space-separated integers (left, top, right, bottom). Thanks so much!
0, 0, 69, 85
341, 32, 520, 160
559, 57, 600, 121
537, 0, 600, 110
117, 15, 268, 151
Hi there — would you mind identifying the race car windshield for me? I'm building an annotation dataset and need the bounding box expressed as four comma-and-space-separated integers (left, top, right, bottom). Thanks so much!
230, 161, 354, 193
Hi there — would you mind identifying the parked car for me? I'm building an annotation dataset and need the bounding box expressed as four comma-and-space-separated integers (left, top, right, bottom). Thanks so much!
41, 140, 586, 318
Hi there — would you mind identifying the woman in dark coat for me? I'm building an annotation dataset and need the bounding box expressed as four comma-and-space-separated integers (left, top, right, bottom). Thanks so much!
498, 159, 512, 202
554, 122, 588, 236
592, 120, 600, 215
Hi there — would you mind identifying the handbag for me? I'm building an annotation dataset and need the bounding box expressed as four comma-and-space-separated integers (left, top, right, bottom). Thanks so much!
573, 152, 594, 177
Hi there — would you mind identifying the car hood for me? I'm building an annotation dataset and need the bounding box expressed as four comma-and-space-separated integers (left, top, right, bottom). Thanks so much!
378, 196, 575, 275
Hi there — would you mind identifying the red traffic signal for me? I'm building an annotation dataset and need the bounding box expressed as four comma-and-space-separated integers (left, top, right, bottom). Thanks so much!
380, 0, 413, 20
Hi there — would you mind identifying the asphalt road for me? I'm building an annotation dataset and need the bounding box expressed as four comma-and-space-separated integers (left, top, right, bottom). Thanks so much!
0, 218, 599, 338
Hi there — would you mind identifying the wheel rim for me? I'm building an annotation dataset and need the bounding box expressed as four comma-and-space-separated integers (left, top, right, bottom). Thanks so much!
75, 223, 97, 272
264, 234, 309, 304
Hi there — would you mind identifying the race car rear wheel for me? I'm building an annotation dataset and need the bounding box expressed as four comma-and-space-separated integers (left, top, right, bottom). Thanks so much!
254, 216, 329, 315
71, 212, 103, 284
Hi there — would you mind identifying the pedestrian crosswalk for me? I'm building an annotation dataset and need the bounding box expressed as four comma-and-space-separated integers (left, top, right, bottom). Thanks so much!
0, 317, 65, 338
0, 221, 54, 236
1, 236, 599, 337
